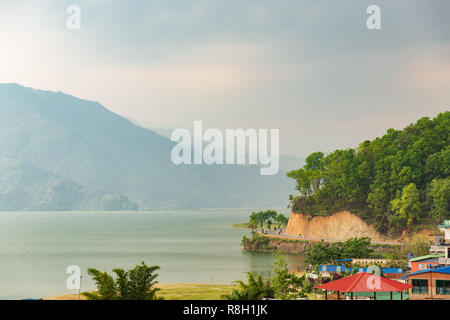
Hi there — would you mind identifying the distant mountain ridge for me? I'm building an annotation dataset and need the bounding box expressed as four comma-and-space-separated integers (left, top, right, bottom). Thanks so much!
0, 83, 291, 210
145, 127, 304, 172
0, 158, 137, 211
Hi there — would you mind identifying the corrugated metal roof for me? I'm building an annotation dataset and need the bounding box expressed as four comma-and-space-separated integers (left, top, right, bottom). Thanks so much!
336, 259, 353, 262
315, 272, 412, 292
400, 274, 409, 281
407, 266, 450, 277
380, 268, 405, 274
410, 257, 440, 263
383, 273, 407, 279
409, 253, 444, 262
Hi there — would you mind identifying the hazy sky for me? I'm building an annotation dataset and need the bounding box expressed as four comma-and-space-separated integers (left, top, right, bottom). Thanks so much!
0, 0, 448, 158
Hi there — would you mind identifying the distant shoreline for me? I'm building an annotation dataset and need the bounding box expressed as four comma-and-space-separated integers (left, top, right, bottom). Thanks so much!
0, 208, 289, 213
232, 222, 250, 228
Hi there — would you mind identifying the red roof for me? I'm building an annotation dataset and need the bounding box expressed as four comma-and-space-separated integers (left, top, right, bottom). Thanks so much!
315, 272, 412, 292
383, 272, 408, 279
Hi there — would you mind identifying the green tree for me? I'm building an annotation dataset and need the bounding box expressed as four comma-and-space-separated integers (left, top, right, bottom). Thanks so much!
286, 112, 449, 232
264, 210, 277, 227
287, 168, 314, 197
271, 253, 301, 300
305, 237, 374, 266
83, 262, 160, 300
83, 269, 117, 300
250, 210, 278, 229
274, 213, 289, 228
340, 237, 374, 258
223, 272, 274, 300
387, 235, 431, 267
305, 241, 340, 266
427, 178, 450, 223
391, 183, 422, 226
304, 152, 325, 193
409, 235, 432, 257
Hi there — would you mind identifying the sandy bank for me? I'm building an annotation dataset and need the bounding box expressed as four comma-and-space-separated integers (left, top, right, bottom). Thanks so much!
286, 211, 386, 241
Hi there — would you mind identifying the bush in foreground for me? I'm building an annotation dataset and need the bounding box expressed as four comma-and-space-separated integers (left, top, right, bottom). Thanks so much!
82, 262, 161, 300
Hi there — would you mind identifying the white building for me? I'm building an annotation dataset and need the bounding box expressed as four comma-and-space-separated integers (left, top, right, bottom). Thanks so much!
433, 220, 450, 266
440, 220, 450, 241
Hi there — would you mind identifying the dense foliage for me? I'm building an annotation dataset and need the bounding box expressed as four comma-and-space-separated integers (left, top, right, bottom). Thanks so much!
385, 235, 432, 267
0, 158, 138, 211
271, 253, 305, 299
248, 210, 289, 230
305, 237, 374, 265
225, 254, 308, 300
223, 272, 275, 300
83, 262, 160, 300
287, 112, 449, 232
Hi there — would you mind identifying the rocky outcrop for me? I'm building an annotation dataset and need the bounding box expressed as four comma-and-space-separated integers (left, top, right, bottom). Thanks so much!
286, 211, 385, 241
243, 238, 313, 253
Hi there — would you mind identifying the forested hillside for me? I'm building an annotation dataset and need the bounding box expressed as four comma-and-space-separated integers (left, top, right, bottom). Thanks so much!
0, 83, 291, 210
0, 158, 138, 211
287, 112, 449, 233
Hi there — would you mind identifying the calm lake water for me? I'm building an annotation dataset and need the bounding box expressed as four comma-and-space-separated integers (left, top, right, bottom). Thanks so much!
0, 209, 305, 299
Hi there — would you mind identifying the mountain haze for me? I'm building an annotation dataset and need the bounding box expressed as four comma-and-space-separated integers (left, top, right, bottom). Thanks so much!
0, 84, 291, 210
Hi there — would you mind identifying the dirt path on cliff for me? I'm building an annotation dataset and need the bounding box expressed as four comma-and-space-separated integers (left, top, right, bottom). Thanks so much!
262, 230, 400, 245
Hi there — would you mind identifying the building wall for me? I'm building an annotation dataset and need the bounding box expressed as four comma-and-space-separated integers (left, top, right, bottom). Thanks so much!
352, 258, 388, 265
408, 272, 450, 300
410, 261, 439, 273
384, 273, 407, 280
443, 228, 450, 241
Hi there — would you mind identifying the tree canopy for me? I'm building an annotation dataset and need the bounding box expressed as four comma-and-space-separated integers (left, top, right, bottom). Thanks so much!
83, 262, 160, 300
305, 237, 374, 266
287, 112, 449, 232
249, 210, 288, 229
223, 272, 274, 300
224, 254, 306, 300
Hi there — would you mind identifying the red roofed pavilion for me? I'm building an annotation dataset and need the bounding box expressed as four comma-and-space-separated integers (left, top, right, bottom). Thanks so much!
315, 272, 413, 300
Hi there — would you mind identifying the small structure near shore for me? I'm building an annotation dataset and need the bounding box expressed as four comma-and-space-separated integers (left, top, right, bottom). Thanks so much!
315, 272, 412, 300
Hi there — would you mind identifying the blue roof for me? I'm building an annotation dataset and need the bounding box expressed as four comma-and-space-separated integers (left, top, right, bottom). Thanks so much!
407, 266, 450, 277
381, 268, 405, 274
336, 259, 353, 262
400, 274, 410, 281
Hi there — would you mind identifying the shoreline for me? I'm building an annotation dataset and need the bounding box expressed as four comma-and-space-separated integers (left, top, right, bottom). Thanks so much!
242, 232, 399, 254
